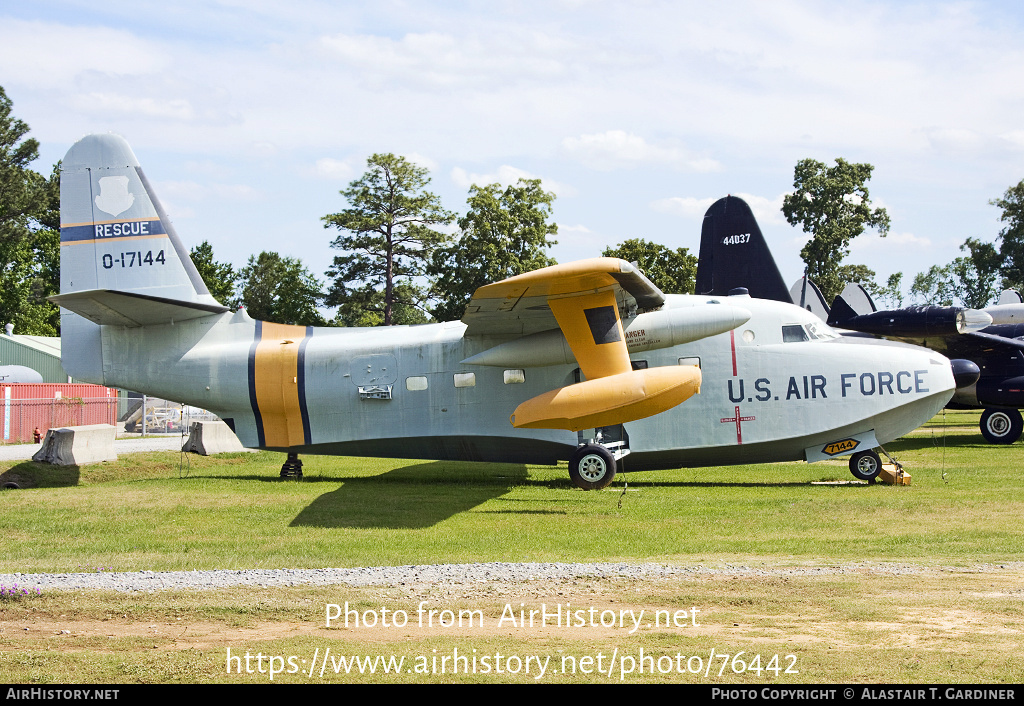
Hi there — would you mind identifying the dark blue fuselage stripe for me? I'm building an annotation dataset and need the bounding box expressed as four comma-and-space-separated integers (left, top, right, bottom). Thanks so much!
247, 320, 265, 447
297, 326, 313, 446
60, 219, 167, 243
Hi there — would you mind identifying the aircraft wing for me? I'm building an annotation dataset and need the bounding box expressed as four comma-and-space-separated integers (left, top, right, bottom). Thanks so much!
462, 257, 665, 338
948, 329, 1024, 356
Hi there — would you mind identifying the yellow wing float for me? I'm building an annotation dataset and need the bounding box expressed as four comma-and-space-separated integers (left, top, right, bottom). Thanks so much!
462, 258, 751, 432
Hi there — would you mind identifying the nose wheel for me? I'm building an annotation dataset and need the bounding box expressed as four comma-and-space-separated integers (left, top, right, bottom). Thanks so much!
849, 449, 882, 482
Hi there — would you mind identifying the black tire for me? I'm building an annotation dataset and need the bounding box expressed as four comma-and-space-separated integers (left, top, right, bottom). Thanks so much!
569, 444, 616, 490
980, 408, 1023, 444
849, 449, 882, 482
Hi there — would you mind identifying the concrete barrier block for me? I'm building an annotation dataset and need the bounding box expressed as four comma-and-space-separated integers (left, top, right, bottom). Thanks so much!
31, 424, 117, 465
182, 421, 248, 455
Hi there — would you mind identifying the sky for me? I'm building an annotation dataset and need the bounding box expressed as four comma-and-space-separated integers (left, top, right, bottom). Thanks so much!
3, 0, 1023, 309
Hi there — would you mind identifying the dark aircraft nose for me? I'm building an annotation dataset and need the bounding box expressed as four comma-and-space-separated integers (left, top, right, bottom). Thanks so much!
950, 359, 981, 389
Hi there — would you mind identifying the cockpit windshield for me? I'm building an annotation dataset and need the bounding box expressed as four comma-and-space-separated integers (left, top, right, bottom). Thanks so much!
782, 320, 839, 342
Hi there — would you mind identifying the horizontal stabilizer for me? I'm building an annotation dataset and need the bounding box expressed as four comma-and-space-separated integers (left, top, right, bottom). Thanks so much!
51, 289, 230, 327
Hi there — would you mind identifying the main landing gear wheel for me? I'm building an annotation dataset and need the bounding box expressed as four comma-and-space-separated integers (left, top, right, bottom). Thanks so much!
980, 408, 1023, 444
849, 449, 882, 482
569, 444, 616, 491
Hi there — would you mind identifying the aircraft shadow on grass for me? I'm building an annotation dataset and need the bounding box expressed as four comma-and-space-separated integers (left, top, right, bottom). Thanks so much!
285, 463, 879, 529
289, 461, 532, 529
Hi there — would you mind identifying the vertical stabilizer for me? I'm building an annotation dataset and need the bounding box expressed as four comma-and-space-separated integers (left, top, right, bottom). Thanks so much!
695, 195, 792, 303
827, 283, 877, 328
789, 277, 830, 321
59, 133, 217, 305
57, 134, 227, 382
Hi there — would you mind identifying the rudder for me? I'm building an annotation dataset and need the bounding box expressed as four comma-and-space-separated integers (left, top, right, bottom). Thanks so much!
695, 195, 792, 303
59, 133, 217, 304
56, 134, 227, 382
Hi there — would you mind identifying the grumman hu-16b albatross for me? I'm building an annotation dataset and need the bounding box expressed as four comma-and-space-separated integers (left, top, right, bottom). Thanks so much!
54, 134, 956, 488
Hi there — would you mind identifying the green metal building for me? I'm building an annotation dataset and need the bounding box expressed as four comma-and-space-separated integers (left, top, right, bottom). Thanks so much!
0, 332, 69, 383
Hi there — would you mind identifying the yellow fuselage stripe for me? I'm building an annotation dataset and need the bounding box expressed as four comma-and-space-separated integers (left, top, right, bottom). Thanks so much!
253, 322, 307, 448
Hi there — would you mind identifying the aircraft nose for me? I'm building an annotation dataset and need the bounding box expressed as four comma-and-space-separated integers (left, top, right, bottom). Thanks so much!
950, 359, 981, 389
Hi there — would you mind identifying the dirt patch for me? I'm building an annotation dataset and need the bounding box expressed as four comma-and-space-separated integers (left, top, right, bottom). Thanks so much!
4, 568, 1022, 656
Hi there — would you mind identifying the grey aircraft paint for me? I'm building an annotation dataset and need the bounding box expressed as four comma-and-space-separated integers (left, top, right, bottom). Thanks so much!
54, 134, 956, 483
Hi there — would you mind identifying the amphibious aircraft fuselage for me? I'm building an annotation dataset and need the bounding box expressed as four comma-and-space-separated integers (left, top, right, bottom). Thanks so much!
54, 134, 955, 487
80, 292, 952, 471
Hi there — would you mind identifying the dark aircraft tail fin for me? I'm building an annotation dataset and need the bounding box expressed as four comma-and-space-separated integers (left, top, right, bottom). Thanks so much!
695, 195, 792, 302
827, 283, 876, 327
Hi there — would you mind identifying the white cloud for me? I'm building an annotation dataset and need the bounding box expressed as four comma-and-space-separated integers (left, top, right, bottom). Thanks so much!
404, 152, 439, 173
154, 180, 260, 210
650, 196, 717, 219
0, 19, 169, 89
313, 158, 355, 180
317, 30, 572, 88
651, 193, 786, 224
450, 165, 574, 196
561, 130, 722, 172
850, 230, 932, 253
558, 223, 592, 234
70, 93, 195, 121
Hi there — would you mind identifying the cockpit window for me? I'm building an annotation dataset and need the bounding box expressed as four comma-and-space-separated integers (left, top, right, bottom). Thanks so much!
782, 324, 809, 342
805, 321, 838, 340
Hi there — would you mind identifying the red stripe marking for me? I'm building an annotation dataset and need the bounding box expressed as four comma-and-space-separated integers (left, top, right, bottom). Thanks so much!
730, 329, 737, 376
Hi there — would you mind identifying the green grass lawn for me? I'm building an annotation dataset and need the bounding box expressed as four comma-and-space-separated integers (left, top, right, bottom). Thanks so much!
2, 416, 1023, 684
0, 419, 1019, 572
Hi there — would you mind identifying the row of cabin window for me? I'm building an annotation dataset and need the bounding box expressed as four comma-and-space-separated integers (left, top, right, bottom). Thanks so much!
405, 370, 520, 391
403, 358, 701, 392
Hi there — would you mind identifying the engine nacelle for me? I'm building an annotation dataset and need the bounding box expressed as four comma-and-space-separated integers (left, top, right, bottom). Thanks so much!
461, 303, 751, 368
834, 306, 991, 338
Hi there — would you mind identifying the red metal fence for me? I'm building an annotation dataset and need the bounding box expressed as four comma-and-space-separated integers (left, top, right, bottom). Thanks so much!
2, 384, 119, 444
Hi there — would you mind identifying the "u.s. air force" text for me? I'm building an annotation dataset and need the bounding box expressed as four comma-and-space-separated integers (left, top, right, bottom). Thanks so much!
727, 370, 929, 402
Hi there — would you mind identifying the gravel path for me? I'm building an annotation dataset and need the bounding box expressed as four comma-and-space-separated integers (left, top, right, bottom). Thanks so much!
2, 561, 1016, 593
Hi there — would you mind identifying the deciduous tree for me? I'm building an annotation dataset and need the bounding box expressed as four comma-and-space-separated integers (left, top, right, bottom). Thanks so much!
428, 179, 557, 322
782, 158, 890, 303
602, 238, 697, 295
950, 237, 1000, 308
190, 240, 238, 306
909, 264, 955, 306
238, 251, 326, 326
0, 86, 57, 335
992, 179, 1024, 292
